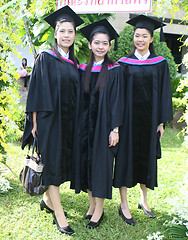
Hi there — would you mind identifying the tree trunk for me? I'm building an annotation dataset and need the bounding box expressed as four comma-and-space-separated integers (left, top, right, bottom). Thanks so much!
22, 10, 37, 59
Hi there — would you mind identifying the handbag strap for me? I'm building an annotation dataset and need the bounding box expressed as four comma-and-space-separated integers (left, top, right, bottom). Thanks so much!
29, 135, 40, 158
31, 137, 36, 156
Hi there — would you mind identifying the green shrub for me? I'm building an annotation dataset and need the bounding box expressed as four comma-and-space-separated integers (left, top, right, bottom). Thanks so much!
154, 33, 177, 80
171, 76, 182, 97
172, 97, 187, 113
15, 104, 26, 133
0, 43, 22, 162
109, 26, 177, 79
109, 26, 134, 62
171, 75, 188, 98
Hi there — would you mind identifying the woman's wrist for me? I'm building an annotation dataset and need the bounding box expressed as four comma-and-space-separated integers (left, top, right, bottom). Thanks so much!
32, 112, 37, 126
112, 127, 119, 133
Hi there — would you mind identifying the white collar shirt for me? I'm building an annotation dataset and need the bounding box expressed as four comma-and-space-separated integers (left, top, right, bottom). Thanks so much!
134, 49, 150, 60
93, 59, 104, 66
58, 46, 69, 59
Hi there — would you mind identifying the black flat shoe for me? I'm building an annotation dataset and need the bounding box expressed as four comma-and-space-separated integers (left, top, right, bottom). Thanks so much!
138, 201, 156, 218
119, 205, 136, 226
83, 214, 92, 220
52, 213, 74, 235
86, 212, 104, 229
40, 199, 54, 214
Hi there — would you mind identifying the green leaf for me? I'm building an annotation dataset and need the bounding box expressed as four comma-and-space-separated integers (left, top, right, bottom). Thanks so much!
0, 0, 18, 13
33, 22, 50, 37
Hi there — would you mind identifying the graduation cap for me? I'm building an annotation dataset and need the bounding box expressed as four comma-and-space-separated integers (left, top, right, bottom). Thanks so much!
44, 5, 84, 29
127, 15, 166, 42
80, 19, 119, 50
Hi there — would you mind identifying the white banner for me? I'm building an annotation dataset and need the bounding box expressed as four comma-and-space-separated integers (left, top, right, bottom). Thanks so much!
56, 0, 152, 13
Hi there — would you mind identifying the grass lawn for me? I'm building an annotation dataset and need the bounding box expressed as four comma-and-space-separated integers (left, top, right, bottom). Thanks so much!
0, 127, 187, 240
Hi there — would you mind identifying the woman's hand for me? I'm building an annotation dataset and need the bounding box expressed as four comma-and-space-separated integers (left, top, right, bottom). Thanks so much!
109, 131, 119, 147
157, 124, 164, 138
31, 112, 37, 138
31, 125, 37, 138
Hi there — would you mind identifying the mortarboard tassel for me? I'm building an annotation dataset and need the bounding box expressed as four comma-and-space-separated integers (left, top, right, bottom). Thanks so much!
114, 33, 118, 51
160, 24, 165, 42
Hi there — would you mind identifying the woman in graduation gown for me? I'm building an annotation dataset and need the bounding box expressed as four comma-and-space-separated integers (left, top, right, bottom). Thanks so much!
71, 19, 125, 228
21, 6, 84, 236
113, 15, 173, 225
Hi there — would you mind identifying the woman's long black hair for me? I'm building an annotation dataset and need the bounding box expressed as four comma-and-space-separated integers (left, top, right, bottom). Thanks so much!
84, 32, 113, 92
127, 27, 155, 58
52, 18, 78, 69
22, 58, 27, 68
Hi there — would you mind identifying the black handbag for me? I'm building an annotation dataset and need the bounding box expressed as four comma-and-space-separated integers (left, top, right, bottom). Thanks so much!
19, 136, 48, 196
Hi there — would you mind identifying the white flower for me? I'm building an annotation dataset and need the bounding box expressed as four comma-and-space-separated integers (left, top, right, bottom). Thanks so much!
146, 232, 164, 240
0, 177, 12, 192
182, 52, 188, 68
184, 38, 188, 47
184, 222, 188, 230
147, 234, 154, 240
166, 159, 188, 222
153, 232, 159, 238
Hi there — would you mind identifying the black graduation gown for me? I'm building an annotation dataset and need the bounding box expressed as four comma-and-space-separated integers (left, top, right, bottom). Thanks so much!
113, 54, 173, 190
71, 63, 125, 199
22, 50, 79, 186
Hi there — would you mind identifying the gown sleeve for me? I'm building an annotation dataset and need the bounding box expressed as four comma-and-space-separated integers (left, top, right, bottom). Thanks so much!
158, 60, 173, 124
110, 67, 125, 130
22, 52, 54, 149
26, 52, 54, 116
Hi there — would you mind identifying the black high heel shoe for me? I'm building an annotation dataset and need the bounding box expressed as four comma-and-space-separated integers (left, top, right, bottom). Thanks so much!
138, 201, 156, 218
40, 199, 54, 214
40, 199, 67, 217
86, 212, 104, 229
83, 214, 92, 220
52, 213, 74, 235
119, 205, 136, 226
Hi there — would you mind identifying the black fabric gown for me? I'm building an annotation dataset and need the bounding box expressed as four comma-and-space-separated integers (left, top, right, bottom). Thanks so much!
22, 50, 79, 186
71, 63, 125, 199
113, 54, 173, 190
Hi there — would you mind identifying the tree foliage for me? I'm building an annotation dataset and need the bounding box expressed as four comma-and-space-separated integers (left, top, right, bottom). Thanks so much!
0, 0, 23, 162
152, 0, 188, 20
